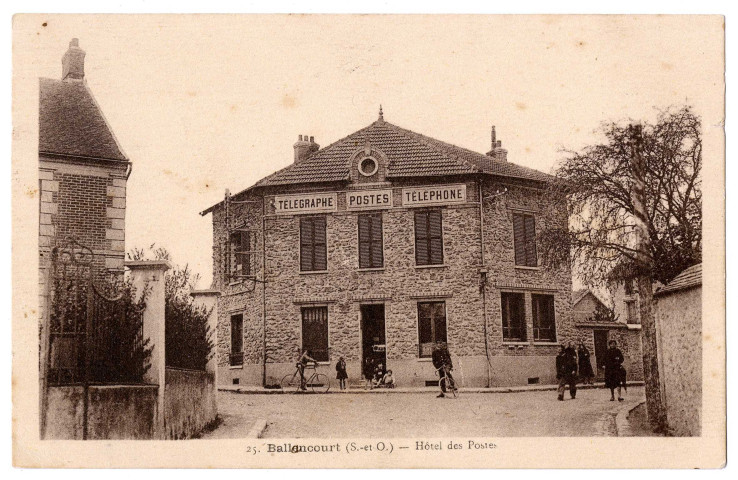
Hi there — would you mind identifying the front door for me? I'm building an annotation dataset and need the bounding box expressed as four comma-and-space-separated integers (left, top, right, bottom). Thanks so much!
593, 329, 609, 379
361, 304, 386, 374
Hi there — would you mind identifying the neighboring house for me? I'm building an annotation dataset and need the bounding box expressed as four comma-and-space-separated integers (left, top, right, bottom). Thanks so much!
654, 263, 702, 436
39, 38, 131, 318
571, 288, 644, 381
201, 112, 574, 388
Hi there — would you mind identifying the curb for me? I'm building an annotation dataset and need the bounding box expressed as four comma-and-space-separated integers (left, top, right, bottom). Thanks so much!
246, 418, 268, 438
219, 381, 645, 395
615, 400, 646, 437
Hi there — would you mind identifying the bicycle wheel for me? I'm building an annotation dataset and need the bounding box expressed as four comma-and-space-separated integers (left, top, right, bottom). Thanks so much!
310, 373, 331, 393
280, 373, 300, 393
440, 377, 458, 398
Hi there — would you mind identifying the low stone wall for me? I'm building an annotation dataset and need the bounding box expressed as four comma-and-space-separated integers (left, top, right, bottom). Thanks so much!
44, 385, 158, 440
163, 368, 217, 439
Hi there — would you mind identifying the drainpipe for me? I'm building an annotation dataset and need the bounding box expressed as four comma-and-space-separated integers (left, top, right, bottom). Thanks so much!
478, 177, 492, 388
261, 196, 267, 388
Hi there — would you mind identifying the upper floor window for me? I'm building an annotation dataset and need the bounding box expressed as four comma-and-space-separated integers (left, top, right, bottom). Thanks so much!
300, 217, 327, 272
626, 300, 640, 324
624, 279, 635, 295
227, 230, 251, 281
358, 213, 384, 269
501, 292, 526, 342
414, 209, 444, 266
531, 294, 556, 342
513, 213, 537, 267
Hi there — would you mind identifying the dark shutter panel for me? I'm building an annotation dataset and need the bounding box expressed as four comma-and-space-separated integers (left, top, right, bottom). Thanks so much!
513, 214, 526, 266
414, 211, 428, 265
371, 215, 384, 268
313, 217, 327, 271
429, 210, 443, 265
358, 215, 371, 268
524, 215, 537, 266
300, 219, 313, 271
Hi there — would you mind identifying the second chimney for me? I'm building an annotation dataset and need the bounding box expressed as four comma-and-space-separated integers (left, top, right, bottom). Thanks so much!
62, 38, 85, 82
293, 134, 320, 163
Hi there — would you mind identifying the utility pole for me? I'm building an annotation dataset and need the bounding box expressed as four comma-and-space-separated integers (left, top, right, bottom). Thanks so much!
629, 124, 668, 432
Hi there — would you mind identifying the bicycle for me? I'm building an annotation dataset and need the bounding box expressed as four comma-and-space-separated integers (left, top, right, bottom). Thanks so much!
437, 364, 458, 398
280, 363, 331, 393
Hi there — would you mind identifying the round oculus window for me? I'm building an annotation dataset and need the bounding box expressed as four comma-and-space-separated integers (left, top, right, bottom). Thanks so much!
359, 157, 379, 177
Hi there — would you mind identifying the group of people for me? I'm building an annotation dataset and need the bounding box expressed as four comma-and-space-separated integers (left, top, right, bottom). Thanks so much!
556, 339, 627, 402
360, 355, 395, 389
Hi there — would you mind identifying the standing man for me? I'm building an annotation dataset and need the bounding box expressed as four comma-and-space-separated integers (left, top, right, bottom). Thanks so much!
432, 341, 454, 398
556, 342, 578, 401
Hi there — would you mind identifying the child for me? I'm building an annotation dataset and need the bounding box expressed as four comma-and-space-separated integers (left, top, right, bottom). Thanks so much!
382, 369, 395, 388
372, 362, 385, 388
335, 356, 348, 390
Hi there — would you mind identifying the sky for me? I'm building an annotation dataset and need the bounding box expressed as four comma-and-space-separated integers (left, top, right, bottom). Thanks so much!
14, 14, 724, 288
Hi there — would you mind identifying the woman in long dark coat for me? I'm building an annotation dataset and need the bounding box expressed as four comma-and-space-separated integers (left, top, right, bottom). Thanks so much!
577, 342, 595, 385
603, 339, 625, 401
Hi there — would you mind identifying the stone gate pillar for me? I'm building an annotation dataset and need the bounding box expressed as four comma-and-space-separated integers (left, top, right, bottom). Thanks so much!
126, 260, 170, 438
190, 289, 220, 379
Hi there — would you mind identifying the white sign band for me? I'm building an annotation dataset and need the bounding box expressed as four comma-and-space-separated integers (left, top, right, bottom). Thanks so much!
346, 189, 393, 210
273, 193, 337, 215
402, 184, 467, 207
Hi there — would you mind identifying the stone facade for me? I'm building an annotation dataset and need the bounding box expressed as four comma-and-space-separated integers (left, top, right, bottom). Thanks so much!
209, 173, 574, 388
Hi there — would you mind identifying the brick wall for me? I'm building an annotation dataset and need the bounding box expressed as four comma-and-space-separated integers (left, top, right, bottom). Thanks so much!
212, 177, 573, 386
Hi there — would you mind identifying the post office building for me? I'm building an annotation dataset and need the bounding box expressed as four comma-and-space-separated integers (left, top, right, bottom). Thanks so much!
202, 110, 574, 388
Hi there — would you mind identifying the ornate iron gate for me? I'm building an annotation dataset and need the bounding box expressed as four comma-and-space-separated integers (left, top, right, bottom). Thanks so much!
42, 238, 149, 439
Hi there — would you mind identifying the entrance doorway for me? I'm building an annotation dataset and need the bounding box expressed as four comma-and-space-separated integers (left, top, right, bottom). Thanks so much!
593, 329, 609, 379
361, 304, 386, 375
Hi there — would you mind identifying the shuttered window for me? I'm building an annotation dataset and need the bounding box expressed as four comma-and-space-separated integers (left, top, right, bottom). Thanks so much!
414, 210, 444, 266
532, 294, 556, 342
501, 292, 527, 341
417, 301, 447, 358
227, 230, 251, 281
513, 213, 538, 267
300, 217, 327, 271
230, 314, 243, 366
302, 307, 329, 362
358, 214, 384, 269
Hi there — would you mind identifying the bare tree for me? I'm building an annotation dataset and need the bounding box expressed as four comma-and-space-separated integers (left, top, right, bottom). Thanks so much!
540, 106, 702, 432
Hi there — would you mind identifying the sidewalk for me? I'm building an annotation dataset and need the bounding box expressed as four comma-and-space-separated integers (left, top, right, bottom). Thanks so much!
219, 380, 644, 395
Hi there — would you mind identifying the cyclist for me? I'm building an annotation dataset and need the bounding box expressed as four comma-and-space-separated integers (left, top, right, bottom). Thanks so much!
295, 347, 318, 391
432, 340, 455, 397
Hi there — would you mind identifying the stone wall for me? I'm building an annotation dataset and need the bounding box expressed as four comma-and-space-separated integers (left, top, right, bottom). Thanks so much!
213, 176, 573, 387
656, 286, 702, 436
163, 368, 217, 439
43, 385, 158, 440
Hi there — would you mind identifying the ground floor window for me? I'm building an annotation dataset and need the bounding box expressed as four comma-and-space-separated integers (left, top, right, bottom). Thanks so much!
230, 314, 243, 366
501, 292, 526, 341
417, 301, 447, 357
532, 294, 556, 342
302, 306, 329, 362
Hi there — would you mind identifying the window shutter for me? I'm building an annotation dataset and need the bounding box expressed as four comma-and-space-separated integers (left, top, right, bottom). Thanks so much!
358, 215, 371, 268
524, 215, 537, 266
371, 215, 384, 268
414, 211, 428, 265
300, 219, 313, 271
513, 214, 526, 266
313, 217, 327, 271
429, 210, 443, 265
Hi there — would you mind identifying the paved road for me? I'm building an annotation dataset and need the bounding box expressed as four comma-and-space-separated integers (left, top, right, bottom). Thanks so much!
201, 386, 645, 439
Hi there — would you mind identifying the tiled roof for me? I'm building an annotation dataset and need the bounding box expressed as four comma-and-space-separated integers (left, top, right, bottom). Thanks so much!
253, 119, 553, 188
39, 78, 128, 162
655, 264, 702, 296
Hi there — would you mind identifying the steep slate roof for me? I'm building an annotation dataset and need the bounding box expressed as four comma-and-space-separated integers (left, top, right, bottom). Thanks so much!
39, 78, 128, 162
655, 264, 702, 296
253, 119, 553, 188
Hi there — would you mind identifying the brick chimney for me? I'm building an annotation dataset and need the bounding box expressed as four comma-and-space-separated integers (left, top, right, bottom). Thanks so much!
485, 126, 507, 162
62, 38, 85, 82
293, 134, 319, 163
